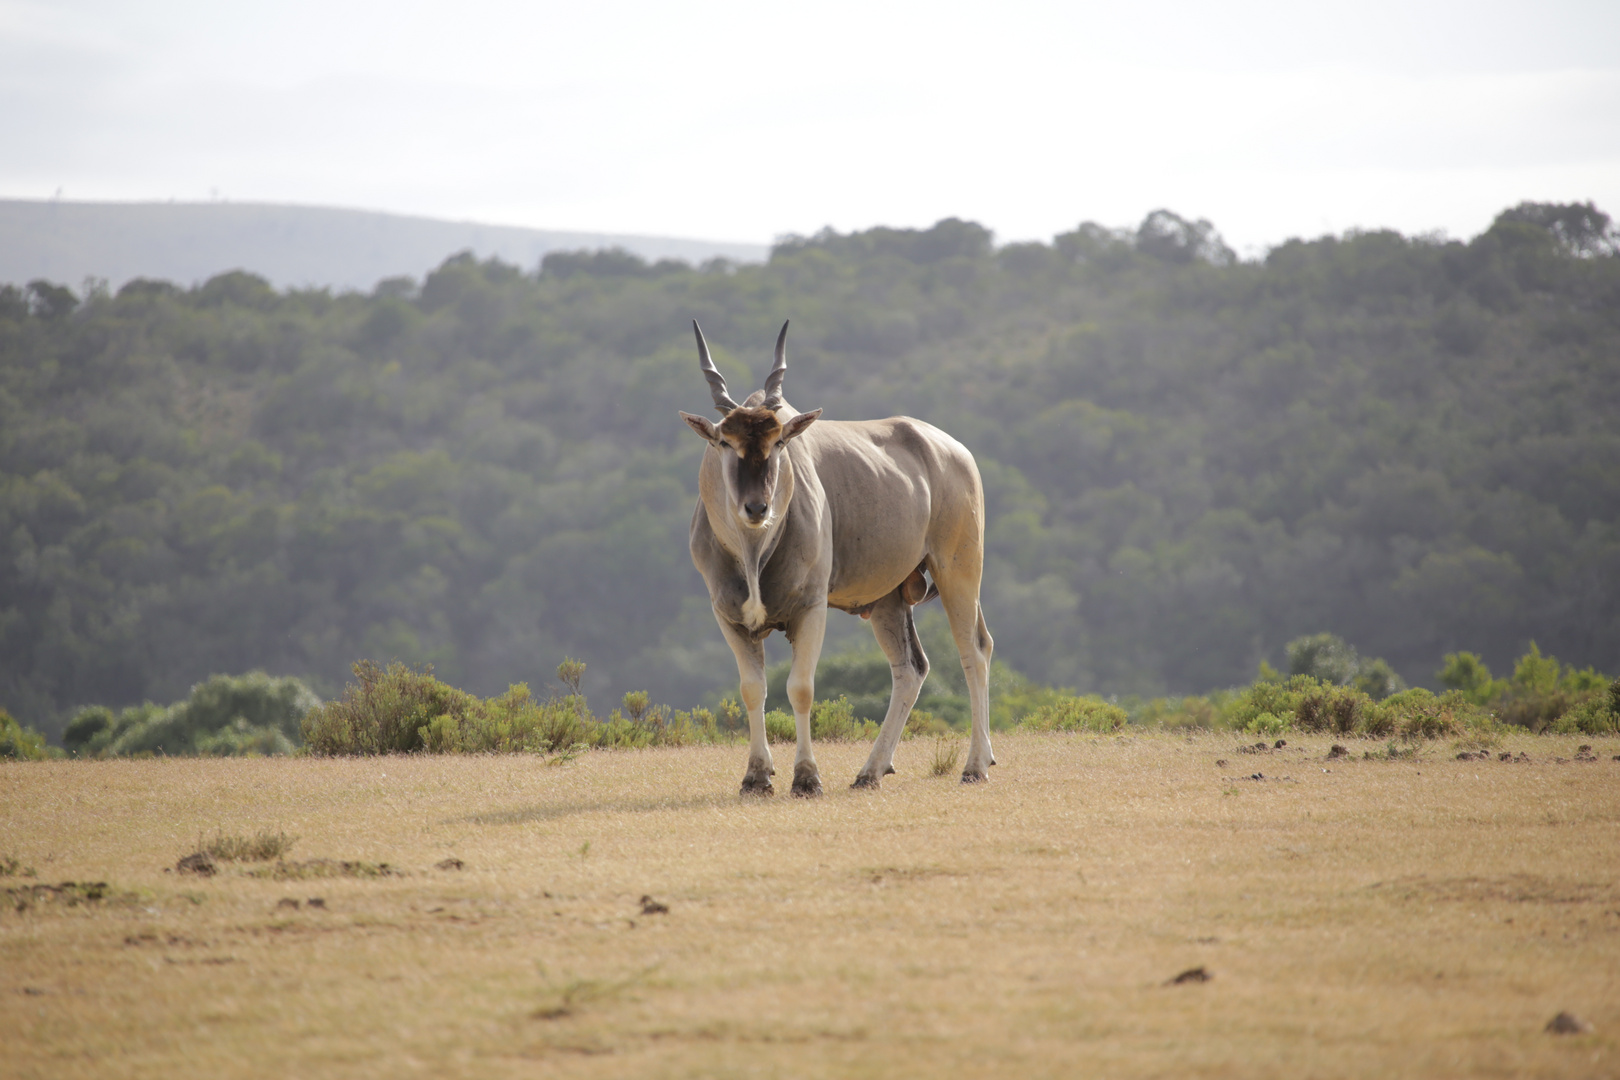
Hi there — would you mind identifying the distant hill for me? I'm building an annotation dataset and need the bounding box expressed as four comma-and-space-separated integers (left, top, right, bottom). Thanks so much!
0, 200, 768, 292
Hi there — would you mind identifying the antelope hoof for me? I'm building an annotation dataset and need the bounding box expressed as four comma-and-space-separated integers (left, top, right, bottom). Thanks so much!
960, 769, 990, 785
883, 764, 896, 775
851, 773, 882, 790
739, 773, 775, 797
791, 761, 823, 798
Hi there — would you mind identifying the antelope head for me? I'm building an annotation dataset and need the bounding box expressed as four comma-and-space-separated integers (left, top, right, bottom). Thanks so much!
680, 320, 821, 530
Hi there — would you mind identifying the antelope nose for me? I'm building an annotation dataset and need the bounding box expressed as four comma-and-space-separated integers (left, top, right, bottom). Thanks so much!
744, 501, 768, 520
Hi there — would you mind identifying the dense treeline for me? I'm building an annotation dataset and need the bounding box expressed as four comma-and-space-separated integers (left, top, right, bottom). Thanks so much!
2, 202, 1617, 741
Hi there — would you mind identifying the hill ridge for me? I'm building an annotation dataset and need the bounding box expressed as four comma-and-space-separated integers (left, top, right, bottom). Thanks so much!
0, 199, 768, 292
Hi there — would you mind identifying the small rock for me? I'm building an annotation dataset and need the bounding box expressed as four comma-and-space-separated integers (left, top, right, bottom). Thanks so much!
640, 895, 669, 915
275, 898, 300, 910
306, 897, 326, 909
1499, 752, 1513, 761
1168, 966, 1211, 985
1545, 1011, 1593, 1034
1578, 745, 1592, 753
176, 852, 216, 876
1250, 772, 1264, 780
1327, 745, 1348, 760
435, 857, 465, 871
1215, 759, 1228, 767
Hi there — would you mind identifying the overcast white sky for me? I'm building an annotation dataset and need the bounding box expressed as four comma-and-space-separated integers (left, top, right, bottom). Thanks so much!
3, 0, 1617, 254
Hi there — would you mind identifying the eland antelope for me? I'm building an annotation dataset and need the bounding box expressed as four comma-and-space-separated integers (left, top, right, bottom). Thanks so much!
680, 321, 995, 796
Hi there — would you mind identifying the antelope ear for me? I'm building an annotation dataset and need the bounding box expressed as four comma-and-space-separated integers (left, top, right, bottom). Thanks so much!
780, 408, 821, 442
680, 411, 719, 443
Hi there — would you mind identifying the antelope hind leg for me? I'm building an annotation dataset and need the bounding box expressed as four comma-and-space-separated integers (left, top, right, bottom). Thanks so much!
852, 591, 928, 789
933, 573, 994, 783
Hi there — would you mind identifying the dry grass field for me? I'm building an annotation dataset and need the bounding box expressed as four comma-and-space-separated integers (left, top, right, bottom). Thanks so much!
4, 731, 1618, 1079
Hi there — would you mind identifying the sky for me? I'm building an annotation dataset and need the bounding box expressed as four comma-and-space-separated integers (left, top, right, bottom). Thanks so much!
3, 0, 1618, 255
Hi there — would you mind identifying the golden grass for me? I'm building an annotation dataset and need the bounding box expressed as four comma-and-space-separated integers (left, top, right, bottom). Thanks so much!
3, 731, 1617, 1079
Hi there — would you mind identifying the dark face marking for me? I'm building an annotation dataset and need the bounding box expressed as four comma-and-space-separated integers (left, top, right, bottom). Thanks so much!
717, 408, 783, 459
717, 408, 785, 525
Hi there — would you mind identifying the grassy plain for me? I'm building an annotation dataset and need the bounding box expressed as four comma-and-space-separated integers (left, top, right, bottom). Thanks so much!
4, 732, 1618, 1079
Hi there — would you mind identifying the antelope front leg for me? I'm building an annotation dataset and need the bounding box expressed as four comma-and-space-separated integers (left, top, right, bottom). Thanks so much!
785, 605, 828, 797
717, 613, 773, 795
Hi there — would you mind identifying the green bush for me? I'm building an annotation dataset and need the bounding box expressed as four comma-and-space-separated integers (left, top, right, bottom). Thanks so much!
304, 660, 734, 755
1244, 711, 1288, 737
1285, 633, 1405, 699
62, 706, 116, 755
1551, 686, 1619, 735
903, 708, 952, 739
1130, 694, 1225, 729
65, 672, 318, 757
0, 708, 51, 760
1293, 683, 1379, 736
1437, 651, 1505, 705
764, 710, 796, 744
1380, 688, 1495, 740
1287, 633, 1360, 685
416, 683, 584, 754
811, 695, 879, 741
303, 660, 481, 754
1480, 643, 1615, 732
1019, 696, 1127, 733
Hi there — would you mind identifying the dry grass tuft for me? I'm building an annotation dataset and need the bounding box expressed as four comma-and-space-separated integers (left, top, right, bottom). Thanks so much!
202, 828, 296, 862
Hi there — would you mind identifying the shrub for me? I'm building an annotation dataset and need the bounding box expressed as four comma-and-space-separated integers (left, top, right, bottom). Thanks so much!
195, 719, 298, 756
302, 660, 478, 755
1490, 643, 1613, 732
1352, 658, 1406, 700
764, 710, 795, 744
1293, 684, 1378, 735
1019, 696, 1127, 733
71, 672, 319, 757
0, 709, 50, 760
1224, 675, 1319, 730
418, 683, 583, 754
1438, 651, 1505, 705
1134, 695, 1222, 729
1382, 688, 1495, 740
1245, 711, 1288, 737
1551, 691, 1619, 735
812, 695, 878, 741
1285, 633, 1405, 699
306, 659, 737, 755
63, 706, 115, 755
903, 708, 952, 739
1286, 633, 1360, 685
